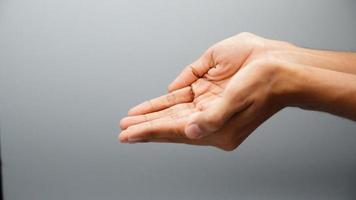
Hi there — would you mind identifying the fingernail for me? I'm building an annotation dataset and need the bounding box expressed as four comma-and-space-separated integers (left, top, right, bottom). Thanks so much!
185, 124, 203, 139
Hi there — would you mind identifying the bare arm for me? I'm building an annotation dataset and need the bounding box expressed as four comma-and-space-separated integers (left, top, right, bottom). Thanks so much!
280, 62, 356, 120
276, 46, 356, 75
119, 33, 356, 151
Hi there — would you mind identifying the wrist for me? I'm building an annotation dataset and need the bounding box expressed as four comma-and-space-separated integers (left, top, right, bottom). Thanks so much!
272, 61, 356, 121
269, 61, 305, 109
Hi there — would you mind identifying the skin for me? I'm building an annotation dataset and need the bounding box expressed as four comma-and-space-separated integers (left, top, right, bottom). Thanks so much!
118, 32, 356, 151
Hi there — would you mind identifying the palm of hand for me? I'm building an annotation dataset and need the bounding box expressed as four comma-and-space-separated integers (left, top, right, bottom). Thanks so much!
119, 33, 277, 150
119, 76, 239, 150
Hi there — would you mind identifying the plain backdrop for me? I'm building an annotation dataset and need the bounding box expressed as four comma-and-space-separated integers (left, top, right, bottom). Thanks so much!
1, 0, 356, 199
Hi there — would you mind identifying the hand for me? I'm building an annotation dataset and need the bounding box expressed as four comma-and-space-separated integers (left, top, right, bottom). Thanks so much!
119, 32, 356, 151
119, 33, 290, 150
167, 32, 294, 92
119, 63, 285, 151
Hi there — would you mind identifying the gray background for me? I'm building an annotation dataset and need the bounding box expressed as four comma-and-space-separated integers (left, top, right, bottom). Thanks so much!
1, 0, 356, 199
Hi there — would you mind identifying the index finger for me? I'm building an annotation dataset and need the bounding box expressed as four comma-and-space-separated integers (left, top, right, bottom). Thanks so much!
128, 86, 193, 116
168, 48, 214, 92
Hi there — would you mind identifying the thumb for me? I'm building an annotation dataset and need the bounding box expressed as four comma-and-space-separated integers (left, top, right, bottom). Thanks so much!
185, 98, 234, 139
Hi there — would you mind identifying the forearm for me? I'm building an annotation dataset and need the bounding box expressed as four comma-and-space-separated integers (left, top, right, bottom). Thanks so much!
279, 63, 356, 121
287, 46, 356, 75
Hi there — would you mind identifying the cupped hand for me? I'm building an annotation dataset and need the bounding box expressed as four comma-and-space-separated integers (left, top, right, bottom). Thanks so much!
119, 32, 291, 151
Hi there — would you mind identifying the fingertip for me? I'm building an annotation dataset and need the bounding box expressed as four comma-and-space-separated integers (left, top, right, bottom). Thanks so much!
119, 117, 128, 130
127, 105, 144, 116
127, 102, 146, 116
168, 66, 197, 93
118, 131, 128, 143
127, 108, 137, 116
167, 80, 181, 93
